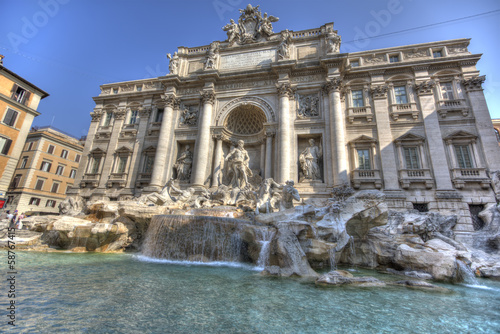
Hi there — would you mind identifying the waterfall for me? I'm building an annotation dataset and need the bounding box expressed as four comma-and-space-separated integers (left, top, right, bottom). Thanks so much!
142, 215, 250, 263
329, 248, 337, 271
256, 228, 276, 269
456, 260, 479, 285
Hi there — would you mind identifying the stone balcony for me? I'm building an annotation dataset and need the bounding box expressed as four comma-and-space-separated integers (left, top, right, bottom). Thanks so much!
351, 169, 382, 189
390, 103, 419, 121
107, 173, 128, 188
135, 173, 152, 188
399, 169, 433, 189
436, 99, 469, 118
451, 168, 490, 189
347, 106, 373, 123
81, 174, 100, 188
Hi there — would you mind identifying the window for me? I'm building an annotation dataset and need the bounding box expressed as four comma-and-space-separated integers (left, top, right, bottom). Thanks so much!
11, 85, 31, 105
47, 145, 55, 154
35, 178, 45, 190
103, 112, 113, 126
155, 108, 164, 123
50, 182, 60, 193
136, 85, 142, 92
350, 60, 360, 67
61, 149, 68, 159
75, 154, 81, 163
10, 175, 21, 188
46, 200, 56, 208
389, 55, 399, 63
433, 50, 442, 58
143, 155, 154, 173
129, 110, 138, 125
29, 197, 41, 206
6, 196, 14, 205
40, 161, 52, 172
55, 165, 64, 176
0, 137, 12, 155
3, 108, 18, 127
413, 203, 429, 212
69, 169, 77, 178
117, 156, 128, 174
403, 147, 420, 169
357, 149, 371, 170
394, 86, 408, 104
440, 82, 454, 100
469, 204, 485, 231
351, 90, 364, 108
455, 145, 473, 168
27, 141, 35, 151
20, 157, 28, 168
113, 88, 118, 94
90, 157, 101, 174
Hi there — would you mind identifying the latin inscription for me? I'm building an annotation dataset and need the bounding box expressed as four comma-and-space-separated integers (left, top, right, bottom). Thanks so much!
220, 50, 276, 70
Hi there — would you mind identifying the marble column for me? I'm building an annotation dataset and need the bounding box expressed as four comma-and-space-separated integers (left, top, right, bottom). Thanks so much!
128, 106, 151, 189
371, 85, 399, 190
192, 90, 216, 186
324, 78, 349, 185
277, 83, 293, 183
265, 131, 274, 179
211, 134, 223, 188
415, 80, 453, 190
149, 95, 178, 189
463, 76, 500, 169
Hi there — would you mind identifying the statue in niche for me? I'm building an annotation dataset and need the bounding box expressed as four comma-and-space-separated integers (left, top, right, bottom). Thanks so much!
225, 140, 253, 189
167, 52, 179, 75
281, 180, 300, 210
299, 139, 323, 181
278, 29, 291, 60
297, 94, 320, 118
179, 105, 198, 126
326, 29, 341, 54
259, 12, 279, 39
204, 42, 220, 70
255, 178, 282, 214
174, 145, 193, 181
223, 19, 240, 46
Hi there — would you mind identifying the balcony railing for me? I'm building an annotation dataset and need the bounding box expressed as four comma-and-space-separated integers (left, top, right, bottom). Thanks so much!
436, 99, 469, 118
399, 169, 433, 189
451, 167, 490, 189
347, 106, 373, 123
351, 169, 382, 189
390, 102, 419, 121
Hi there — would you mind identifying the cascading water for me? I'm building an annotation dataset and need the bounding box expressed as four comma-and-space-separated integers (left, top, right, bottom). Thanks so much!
456, 260, 482, 287
329, 248, 337, 270
142, 215, 250, 263
256, 228, 276, 270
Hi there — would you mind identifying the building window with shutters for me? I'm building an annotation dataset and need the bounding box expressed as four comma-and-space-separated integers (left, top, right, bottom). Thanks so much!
403, 147, 420, 169
393, 85, 408, 104
35, 178, 45, 190
29, 197, 41, 206
75, 154, 81, 163
50, 182, 60, 193
47, 144, 55, 154
69, 169, 77, 178
55, 165, 65, 175
2, 108, 19, 127
61, 149, 68, 159
20, 156, 28, 168
454, 145, 473, 168
0, 136, 13, 155
40, 161, 52, 172
357, 149, 371, 170
11, 84, 31, 105
46, 200, 57, 208
128, 110, 138, 125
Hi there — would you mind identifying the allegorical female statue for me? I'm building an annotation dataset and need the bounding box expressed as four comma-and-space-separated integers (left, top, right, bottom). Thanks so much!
299, 139, 322, 181
174, 145, 193, 181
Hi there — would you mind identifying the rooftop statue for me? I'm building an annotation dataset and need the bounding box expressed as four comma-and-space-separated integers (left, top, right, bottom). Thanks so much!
222, 4, 279, 45
166, 52, 179, 75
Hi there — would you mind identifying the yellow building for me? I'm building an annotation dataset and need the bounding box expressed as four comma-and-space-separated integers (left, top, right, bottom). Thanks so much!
492, 119, 500, 146
0, 57, 49, 206
4, 126, 84, 215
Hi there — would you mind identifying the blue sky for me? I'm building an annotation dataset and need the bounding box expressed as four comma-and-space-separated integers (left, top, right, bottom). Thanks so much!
1, 0, 499, 138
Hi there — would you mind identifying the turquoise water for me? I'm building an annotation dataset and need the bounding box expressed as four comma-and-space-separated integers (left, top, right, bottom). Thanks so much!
5, 252, 500, 333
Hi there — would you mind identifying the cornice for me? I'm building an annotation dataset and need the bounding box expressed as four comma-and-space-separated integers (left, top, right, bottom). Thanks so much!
0, 93, 41, 117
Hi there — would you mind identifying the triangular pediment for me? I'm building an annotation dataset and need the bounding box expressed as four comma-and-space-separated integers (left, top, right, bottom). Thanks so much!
90, 147, 106, 154
350, 135, 376, 144
142, 145, 156, 153
395, 133, 425, 143
115, 146, 132, 153
444, 130, 477, 140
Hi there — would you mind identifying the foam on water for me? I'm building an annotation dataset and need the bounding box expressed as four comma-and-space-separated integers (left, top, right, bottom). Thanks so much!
135, 254, 260, 271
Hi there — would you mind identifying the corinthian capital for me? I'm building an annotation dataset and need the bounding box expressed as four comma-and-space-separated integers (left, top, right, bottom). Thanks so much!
90, 111, 102, 122
414, 80, 435, 96
462, 75, 485, 92
276, 82, 295, 98
162, 94, 180, 108
200, 90, 216, 105
370, 85, 388, 99
322, 77, 343, 93
114, 108, 127, 120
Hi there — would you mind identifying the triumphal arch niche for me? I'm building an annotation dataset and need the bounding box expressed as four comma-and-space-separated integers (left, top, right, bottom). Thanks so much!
78, 2, 500, 236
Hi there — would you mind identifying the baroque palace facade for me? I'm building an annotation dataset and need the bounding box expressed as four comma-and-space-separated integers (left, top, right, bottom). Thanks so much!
71, 5, 500, 242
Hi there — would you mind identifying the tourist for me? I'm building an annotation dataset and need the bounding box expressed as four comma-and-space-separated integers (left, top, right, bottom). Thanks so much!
9, 210, 18, 228
16, 212, 25, 229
